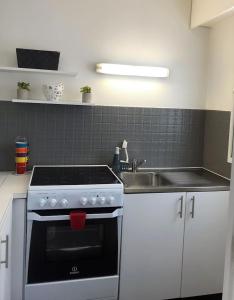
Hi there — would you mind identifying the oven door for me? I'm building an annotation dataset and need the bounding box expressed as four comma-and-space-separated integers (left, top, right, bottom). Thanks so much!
26, 207, 123, 284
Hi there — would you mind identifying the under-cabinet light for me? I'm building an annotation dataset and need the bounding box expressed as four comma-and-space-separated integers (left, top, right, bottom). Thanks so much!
96, 63, 169, 78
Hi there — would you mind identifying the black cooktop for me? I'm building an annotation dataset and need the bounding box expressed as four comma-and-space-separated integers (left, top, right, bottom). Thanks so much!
30, 166, 121, 186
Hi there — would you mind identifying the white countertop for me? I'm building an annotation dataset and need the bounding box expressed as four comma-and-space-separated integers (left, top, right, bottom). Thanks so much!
0, 172, 8, 186
0, 171, 30, 226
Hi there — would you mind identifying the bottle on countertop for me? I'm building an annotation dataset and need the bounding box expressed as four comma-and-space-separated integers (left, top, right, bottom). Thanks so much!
112, 147, 121, 175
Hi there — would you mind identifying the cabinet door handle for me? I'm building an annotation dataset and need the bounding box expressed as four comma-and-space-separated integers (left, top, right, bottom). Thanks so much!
178, 196, 183, 218
190, 196, 195, 219
0, 235, 9, 269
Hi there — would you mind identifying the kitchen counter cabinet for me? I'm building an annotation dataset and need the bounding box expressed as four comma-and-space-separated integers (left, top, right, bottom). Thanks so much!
120, 192, 186, 300
120, 191, 229, 300
0, 172, 29, 300
0, 202, 12, 300
181, 191, 229, 297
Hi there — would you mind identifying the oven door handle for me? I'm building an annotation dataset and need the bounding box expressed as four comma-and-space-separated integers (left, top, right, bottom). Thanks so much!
27, 208, 123, 222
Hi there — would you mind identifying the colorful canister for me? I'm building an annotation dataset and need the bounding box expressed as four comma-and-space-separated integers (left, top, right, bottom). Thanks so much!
15, 137, 29, 174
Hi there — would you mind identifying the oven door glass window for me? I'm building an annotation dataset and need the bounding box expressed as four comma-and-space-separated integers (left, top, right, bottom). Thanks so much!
27, 216, 119, 284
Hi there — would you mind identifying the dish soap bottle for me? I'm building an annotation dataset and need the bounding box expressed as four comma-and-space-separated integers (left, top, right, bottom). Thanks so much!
112, 147, 121, 175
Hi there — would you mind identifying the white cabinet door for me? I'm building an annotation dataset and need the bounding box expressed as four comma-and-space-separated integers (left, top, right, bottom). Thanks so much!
0, 203, 12, 300
181, 191, 229, 298
119, 192, 186, 300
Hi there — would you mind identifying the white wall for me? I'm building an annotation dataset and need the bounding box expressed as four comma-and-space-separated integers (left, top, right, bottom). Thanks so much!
0, 0, 209, 109
205, 15, 234, 111
191, 0, 234, 28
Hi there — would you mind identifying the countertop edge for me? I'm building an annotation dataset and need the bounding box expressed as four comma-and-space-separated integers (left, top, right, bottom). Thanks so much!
124, 186, 230, 194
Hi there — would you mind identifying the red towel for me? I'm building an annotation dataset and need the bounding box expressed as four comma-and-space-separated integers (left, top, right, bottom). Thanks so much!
70, 211, 86, 230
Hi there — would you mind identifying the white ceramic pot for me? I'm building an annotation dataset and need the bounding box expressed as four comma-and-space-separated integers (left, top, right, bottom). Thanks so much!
17, 89, 29, 100
42, 83, 64, 102
82, 92, 92, 104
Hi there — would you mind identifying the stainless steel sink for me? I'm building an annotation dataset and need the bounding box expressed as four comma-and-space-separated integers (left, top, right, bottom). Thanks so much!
119, 168, 230, 193
120, 172, 155, 187
120, 172, 171, 188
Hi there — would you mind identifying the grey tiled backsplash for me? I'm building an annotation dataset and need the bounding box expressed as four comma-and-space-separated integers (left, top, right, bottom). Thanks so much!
203, 110, 231, 178
0, 101, 206, 171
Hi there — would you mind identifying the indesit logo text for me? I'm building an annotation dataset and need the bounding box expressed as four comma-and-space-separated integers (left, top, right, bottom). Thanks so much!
70, 266, 80, 275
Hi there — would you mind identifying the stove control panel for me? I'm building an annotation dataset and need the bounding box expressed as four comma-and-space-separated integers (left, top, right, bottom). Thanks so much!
28, 189, 123, 210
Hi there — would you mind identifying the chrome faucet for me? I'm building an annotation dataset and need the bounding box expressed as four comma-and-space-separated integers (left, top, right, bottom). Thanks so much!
132, 159, 146, 172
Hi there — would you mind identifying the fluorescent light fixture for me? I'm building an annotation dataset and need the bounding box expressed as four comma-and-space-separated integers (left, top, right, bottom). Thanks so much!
96, 63, 169, 78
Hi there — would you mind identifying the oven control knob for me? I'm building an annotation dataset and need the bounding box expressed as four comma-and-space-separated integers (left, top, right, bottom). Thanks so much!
39, 198, 47, 207
61, 199, 68, 208
107, 196, 115, 204
49, 198, 57, 207
80, 197, 88, 206
98, 197, 106, 205
89, 197, 97, 205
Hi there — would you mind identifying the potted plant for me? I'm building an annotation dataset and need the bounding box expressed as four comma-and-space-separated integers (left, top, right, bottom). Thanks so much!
80, 86, 92, 103
17, 82, 30, 100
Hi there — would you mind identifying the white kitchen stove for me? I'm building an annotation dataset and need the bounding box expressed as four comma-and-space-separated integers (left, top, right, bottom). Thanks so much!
25, 165, 124, 300
27, 165, 123, 210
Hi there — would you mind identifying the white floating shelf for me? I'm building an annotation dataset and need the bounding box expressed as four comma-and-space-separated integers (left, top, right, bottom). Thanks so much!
12, 99, 95, 106
0, 66, 77, 77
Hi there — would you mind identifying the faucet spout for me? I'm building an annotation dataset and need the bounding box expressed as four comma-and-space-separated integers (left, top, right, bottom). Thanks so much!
132, 159, 146, 172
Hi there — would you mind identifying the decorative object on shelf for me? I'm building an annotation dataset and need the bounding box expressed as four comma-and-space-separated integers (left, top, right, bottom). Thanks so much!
42, 82, 64, 102
96, 63, 170, 78
81, 86, 92, 103
16, 48, 60, 71
15, 136, 29, 175
17, 81, 30, 100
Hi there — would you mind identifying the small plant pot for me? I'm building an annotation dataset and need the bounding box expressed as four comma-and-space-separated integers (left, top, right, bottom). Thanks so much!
82, 92, 92, 104
17, 88, 29, 100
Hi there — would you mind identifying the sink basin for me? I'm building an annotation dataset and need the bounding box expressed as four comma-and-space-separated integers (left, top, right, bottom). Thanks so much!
120, 172, 171, 188
120, 172, 155, 187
